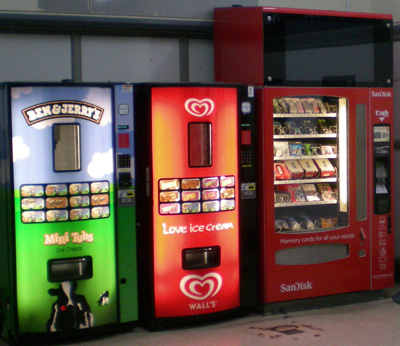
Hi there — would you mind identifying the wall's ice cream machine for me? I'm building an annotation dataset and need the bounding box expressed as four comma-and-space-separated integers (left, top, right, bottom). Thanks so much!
134, 84, 257, 328
214, 7, 394, 304
0, 83, 138, 341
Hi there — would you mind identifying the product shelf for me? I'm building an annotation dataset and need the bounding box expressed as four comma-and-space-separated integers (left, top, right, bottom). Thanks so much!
273, 113, 337, 118
274, 177, 337, 185
274, 134, 337, 139
274, 154, 337, 160
275, 200, 337, 208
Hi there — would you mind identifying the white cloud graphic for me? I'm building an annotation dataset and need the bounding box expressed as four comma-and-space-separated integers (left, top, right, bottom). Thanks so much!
32, 117, 75, 129
11, 87, 32, 99
12, 136, 30, 162
84, 88, 112, 127
87, 148, 113, 178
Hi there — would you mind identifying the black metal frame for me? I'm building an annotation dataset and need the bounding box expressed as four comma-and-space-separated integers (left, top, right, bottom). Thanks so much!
0, 12, 213, 38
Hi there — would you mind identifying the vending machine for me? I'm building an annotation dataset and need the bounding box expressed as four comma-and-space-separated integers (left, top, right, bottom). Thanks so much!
257, 87, 393, 302
134, 83, 257, 329
0, 83, 138, 341
214, 7, 394, 303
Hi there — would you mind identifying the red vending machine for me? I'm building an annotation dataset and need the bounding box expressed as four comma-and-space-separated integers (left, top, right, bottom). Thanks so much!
214, 7, 394, 304
134, 84, 257, 328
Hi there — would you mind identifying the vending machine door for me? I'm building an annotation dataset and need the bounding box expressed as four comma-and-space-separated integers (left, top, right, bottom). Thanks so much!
369, 88, 394, 290
135, 84, 255, 327
258, 87, 380, 303
151, 86, 240, 318
8, 84, 121, 335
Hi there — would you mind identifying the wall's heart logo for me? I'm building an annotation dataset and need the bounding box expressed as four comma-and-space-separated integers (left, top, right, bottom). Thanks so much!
180, 273, 222, 300
184, 98, 215, 117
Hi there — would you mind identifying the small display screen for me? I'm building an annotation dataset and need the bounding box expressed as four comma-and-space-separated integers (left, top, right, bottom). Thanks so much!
188, 122, 212, 167
374, 125, 390, 143
53, 124, 81, 172
263, 13, 392, 87
48, 256, 93, 282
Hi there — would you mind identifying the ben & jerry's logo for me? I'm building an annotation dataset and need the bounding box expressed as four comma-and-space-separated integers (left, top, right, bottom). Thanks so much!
22, 101, 104, 125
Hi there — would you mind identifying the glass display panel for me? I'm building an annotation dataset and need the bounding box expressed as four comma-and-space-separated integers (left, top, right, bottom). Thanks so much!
53, 124, 81, 172
263, 13, 392, 87
188, 122, 212, 167
273, 95, 348, 233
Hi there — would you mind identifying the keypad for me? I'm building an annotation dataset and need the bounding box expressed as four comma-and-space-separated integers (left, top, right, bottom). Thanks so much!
241, 150, 253, 165
117, 154, 131, 168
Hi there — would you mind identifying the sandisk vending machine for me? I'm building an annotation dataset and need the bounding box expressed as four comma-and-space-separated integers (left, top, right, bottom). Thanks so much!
214, 7, 394, 303
0, 83, 138, 341
134, 84, 257, 329
257, 87, 393, 303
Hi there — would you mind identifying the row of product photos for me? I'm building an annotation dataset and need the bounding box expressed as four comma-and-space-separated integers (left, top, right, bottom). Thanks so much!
158, 175, 235, 215
20, 181, 110, 223
275, 183, 337, 205
276, 213, 338, 233
274, 159, 336, 181
273, 97, 337, 115
274, 118, 337, 136
274, 141, 337, 158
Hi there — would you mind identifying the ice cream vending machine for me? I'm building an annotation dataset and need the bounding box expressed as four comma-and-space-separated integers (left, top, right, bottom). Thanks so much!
134, 84, 257, 329
0, 83, 138, 341
214, 7, 394, 303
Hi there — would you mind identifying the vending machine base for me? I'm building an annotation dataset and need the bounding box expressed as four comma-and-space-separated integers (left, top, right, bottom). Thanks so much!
140, 309, 244, 331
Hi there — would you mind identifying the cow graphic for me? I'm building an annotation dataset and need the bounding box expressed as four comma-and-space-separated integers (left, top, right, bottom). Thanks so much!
47, 281, 93, 332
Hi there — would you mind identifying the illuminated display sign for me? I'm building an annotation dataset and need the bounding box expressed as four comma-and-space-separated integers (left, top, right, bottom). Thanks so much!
22, 101, 104, 125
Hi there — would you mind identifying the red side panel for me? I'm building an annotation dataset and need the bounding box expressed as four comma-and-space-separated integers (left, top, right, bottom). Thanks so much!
214, 7, 264, 85
369, 88, 394, 289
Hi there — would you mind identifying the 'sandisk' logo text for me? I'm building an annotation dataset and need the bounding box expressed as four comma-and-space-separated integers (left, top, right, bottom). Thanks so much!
280, 281, 313, 293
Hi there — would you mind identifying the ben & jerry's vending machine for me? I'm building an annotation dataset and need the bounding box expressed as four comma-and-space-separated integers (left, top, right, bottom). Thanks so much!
0, 83, 138, 341
214, 7, 394, 304
134, 84, 257, 329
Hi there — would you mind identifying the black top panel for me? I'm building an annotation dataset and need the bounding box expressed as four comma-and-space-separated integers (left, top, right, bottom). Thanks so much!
263, 12, 393, 87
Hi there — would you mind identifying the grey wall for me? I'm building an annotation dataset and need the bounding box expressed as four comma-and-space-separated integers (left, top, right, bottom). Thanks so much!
0, 0, 257, 19
0, 1, 400, 259
0, 34, 71, 82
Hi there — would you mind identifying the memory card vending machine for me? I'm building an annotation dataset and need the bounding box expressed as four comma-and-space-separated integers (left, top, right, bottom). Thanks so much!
214, 7, 394, 304
134, 83, 257, 329
0, 83, 138, 341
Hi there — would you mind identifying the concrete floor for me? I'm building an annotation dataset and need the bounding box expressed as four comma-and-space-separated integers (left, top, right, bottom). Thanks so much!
3, 285, 400, 346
